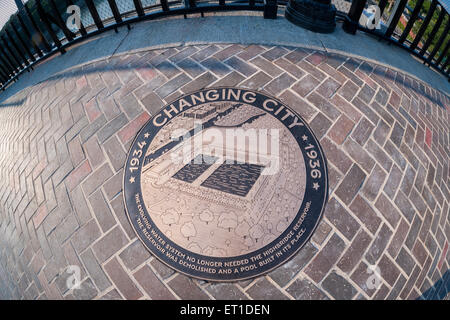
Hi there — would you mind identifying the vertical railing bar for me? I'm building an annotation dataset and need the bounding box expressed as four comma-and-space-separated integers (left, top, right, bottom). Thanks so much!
49, 0, 75, 41
4, 29, 30, 68
133, 0, 145, 16
0, 73, 7, 85
11, 19, 36, 62
398, 0, 425, 44
435, 38, 449, 66
419, 8, 445, 56
0, 55, 15, 80
0, 61, 8, 78
161, 0, 170, 12
24, 4, 51, 52
385, 0, 408, 38
410, 0, 438, 51
264, 0, 278, 19
36, 0, 65, 54
85, 0, 105, 30
107, 0, 123, 23
378, 0, 388, 16
1, 36, 23, 71
0, 45, 18, 75
0, 77, 7, 88
343, 0, 367, 35
0, 62, 10, 79
0, 64, 9, 82
0, 52, 13, 75
442, 55, 450, 71
16, 13, 41, 58
426, 21, 450, 63
188, 0, 197, 8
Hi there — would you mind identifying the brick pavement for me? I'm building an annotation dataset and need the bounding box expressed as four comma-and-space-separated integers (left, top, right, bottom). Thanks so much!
0, 44, 448, 300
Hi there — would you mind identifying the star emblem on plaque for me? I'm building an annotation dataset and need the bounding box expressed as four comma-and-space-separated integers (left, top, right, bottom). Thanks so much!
124, 88, 328, 281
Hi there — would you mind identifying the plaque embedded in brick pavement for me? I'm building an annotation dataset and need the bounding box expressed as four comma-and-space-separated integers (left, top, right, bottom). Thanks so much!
123, 88, 328, 281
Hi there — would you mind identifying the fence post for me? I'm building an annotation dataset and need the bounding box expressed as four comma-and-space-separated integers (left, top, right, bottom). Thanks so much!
343, 0, 366, 35
410, 0, 438, 51
264, 0, 278, 19
385, 0, 408, 38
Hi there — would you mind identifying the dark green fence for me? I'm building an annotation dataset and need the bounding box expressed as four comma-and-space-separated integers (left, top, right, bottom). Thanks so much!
0, 0, 448, 91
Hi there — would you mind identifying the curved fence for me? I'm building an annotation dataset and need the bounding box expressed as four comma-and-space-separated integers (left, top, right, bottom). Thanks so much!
345, 0, 449, 81
0, 0, 448, 91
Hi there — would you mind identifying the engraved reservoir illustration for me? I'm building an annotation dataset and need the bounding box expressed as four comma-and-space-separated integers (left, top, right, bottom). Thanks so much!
140, 101, 307, 257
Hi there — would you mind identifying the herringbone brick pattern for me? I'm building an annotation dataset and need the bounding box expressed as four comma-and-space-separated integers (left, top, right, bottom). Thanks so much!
0, 44, 448, 300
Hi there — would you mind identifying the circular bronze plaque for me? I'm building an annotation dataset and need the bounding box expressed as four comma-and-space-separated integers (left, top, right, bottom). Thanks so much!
124, 88, 328, 281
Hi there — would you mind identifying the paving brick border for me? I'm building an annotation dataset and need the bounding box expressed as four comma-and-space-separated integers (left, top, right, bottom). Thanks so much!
0, 43, 448, 300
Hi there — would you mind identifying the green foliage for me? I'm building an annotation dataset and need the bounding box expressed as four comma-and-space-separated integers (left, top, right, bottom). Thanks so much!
403, 0, 449, 64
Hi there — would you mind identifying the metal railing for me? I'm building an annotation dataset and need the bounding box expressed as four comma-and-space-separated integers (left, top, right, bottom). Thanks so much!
0, 0, 279, 90
0, 0, 448, 91
344, 0, 449, 80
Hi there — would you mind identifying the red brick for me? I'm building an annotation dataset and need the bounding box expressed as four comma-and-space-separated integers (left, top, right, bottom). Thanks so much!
105, 257, 143, 300
327, 114, 355, 145
136, 67, 157, 81
363, 165, 388, 202
304, 233, 346, 282
389, 91, 401, 108
83, 136, 105, 169
84, 99, 102, 122
286, 277, 328, 300
365, 223, 393, 264
306, 51, 326, 66
425, 127, 432, 148
66, 160, 92, 191
335, 164, 367, 205
330, 94, 362, 123
412, 240, 428, 266
307, 92, 341, 120
246, 278, 288, 300
133, 265, 175, 300
343, 137, 375, 173
377, 254, 401, 286
374, 193, 401, 229
32, 158, 47, 180
32, 205, 48, 229
337, 229, 372, 273
437, 241, 448, 270
279, 90, 316, 121
338, 80, 359, 102
311, 220, 332, 245
316, 77, 341, 98
350, 261, 377, 297
320, 137, 353, 174
76, 76, 88, 89
118, 112, 150, 144
93, 226, 129, 263
292, 74, 320, 97
324, 197, 360, 241
168, 274, 209, 300
349, 195, 382, 235
351, 117, 374, 146
119, 240, 151, 271
68, 137, 85, 167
